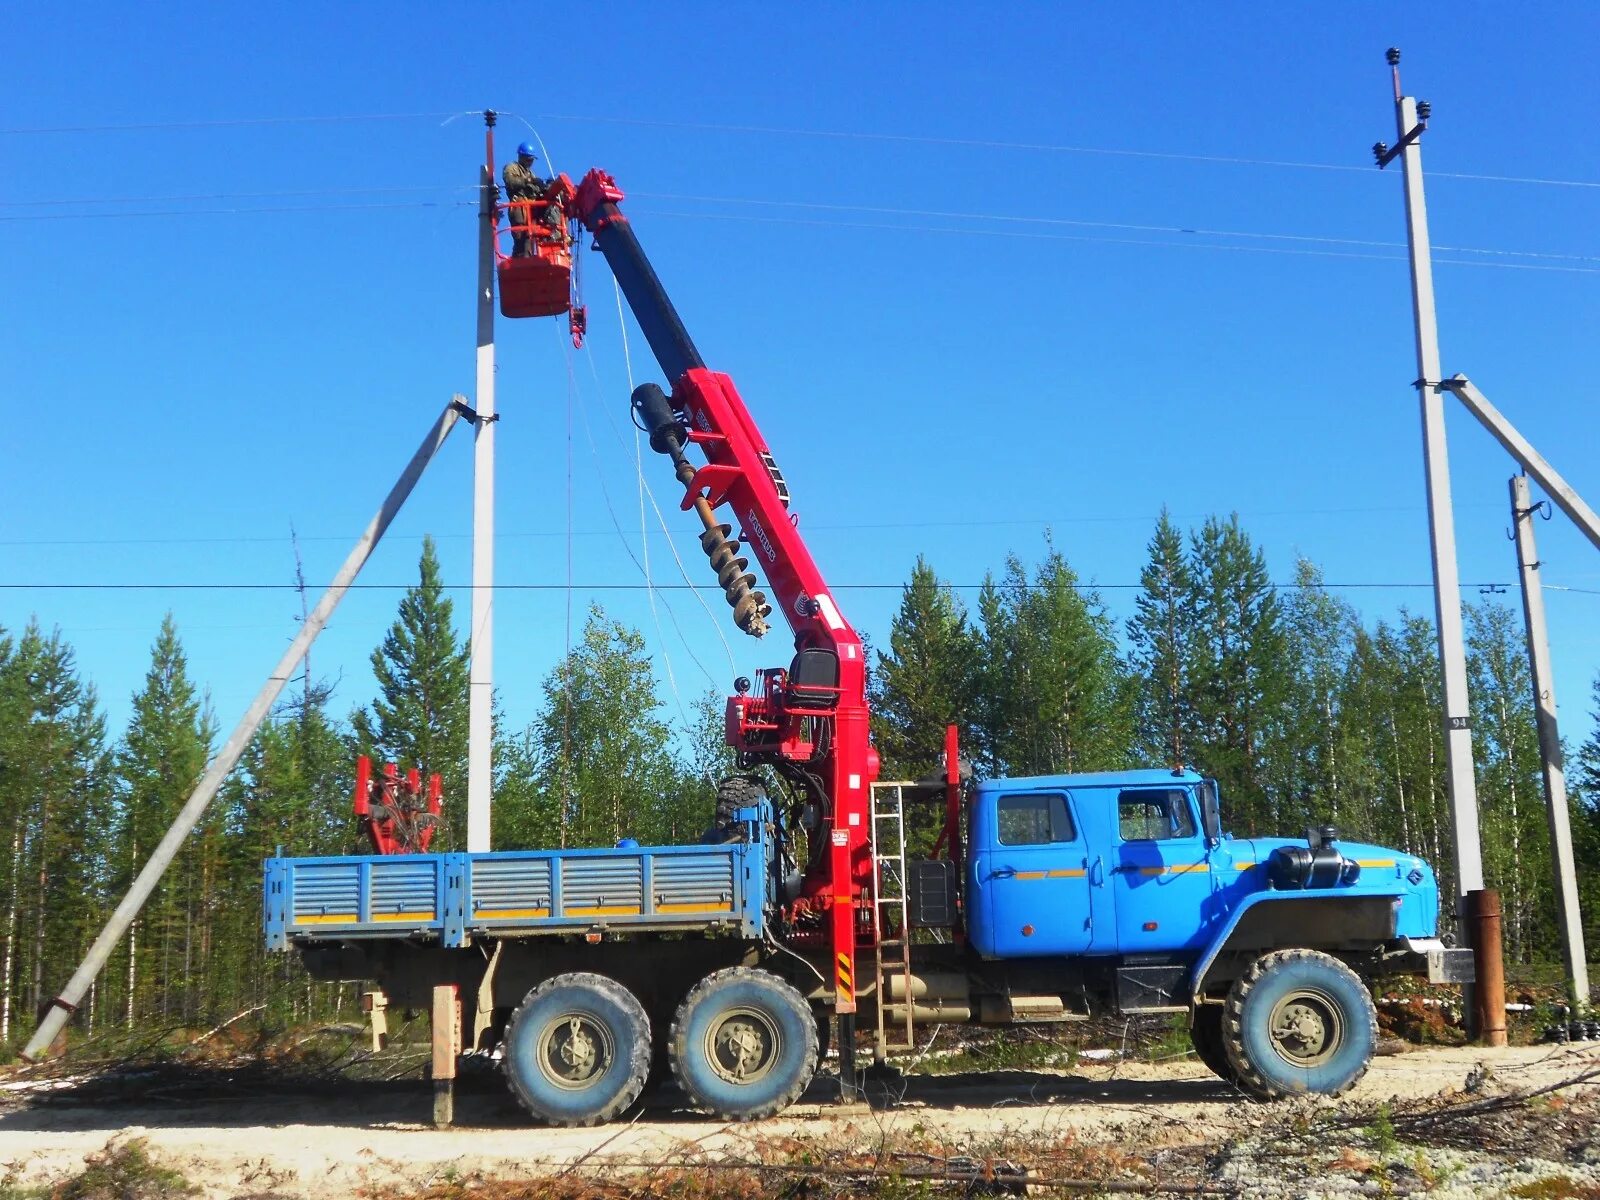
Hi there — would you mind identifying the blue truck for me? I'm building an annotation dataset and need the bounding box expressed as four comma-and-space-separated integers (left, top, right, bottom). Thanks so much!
268, 769, 1469, 1126
263, 161, 1471, 1127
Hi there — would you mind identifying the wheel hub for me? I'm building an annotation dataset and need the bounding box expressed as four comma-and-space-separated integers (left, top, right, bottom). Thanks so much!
707, 1007, 781, 1085
1268, 990, 1342, 1067
538, 1013, 613, 1089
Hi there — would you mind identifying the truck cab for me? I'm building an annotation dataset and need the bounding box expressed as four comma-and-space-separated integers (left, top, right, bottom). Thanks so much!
966, 769, 1445, 968
955, 769, 1465, 1095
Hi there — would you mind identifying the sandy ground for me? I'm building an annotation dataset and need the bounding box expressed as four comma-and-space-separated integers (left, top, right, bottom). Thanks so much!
2, 1042, 1598, 1197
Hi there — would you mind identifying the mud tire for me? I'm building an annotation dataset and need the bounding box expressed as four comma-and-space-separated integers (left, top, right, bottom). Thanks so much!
502, 972, 651, 1127
669, 967, 817, 1120
1222, 948, 1377, 1100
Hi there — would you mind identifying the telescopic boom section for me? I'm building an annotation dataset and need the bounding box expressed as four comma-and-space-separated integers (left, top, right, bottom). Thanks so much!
572, 169, 879, 1011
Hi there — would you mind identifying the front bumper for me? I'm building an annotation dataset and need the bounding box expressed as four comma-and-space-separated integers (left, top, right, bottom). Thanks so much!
1389, 937, 1476, 984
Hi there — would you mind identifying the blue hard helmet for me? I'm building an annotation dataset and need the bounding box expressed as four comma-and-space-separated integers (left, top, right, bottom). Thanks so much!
516, 141, 537, 159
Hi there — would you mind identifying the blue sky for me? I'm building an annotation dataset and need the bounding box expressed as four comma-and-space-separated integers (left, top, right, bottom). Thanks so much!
4, 4, 1598, 763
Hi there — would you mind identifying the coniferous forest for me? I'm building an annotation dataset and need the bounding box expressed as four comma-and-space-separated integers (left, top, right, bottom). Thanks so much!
3, 515, 1599, 1049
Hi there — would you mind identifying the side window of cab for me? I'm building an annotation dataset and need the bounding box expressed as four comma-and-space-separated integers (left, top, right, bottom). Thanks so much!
1116, 789, 1197, 841
996, 792, 1077, 846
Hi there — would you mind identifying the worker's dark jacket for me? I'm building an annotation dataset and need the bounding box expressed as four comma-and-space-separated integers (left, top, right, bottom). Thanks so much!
502, 161, 551, 230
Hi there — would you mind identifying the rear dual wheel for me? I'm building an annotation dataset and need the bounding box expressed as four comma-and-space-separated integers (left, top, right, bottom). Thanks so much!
502, 972, 651, 1127
669, 967, 818, 1120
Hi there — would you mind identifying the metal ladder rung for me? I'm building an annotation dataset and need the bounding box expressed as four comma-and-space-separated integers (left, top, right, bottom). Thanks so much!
868, 781, 916, 1059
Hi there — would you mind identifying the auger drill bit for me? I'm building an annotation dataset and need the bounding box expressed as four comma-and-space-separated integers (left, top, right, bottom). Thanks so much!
631, 383, 772, 637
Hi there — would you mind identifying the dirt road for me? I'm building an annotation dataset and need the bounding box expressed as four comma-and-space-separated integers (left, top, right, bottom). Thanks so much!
3, 1042, 1598, 1198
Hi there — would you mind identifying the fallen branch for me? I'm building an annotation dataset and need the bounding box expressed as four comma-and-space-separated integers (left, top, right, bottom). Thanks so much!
190, 1005, 266, 1046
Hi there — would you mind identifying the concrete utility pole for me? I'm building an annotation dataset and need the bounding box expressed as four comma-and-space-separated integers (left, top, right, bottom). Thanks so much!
1510, 473, 1590, 1010
1373, 47, 1503, 1044
24, 398, 469, 1062
467, 110, 499, 854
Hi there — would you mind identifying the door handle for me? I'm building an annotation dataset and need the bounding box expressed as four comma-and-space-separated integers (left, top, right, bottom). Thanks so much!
991, 866, 1017, 879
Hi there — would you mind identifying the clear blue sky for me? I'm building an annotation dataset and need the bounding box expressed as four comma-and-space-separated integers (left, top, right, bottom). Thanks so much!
4, 4, 1598, 762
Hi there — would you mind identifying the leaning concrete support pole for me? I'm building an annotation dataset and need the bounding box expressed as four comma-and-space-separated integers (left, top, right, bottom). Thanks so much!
23, 398, 467, 1062
1448, 376, 1600, 554
1510, 474, 1590, 1010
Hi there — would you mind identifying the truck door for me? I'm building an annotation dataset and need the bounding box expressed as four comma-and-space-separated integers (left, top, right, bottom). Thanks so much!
973, 790, 1094, 957
1110, 787, 1214, 952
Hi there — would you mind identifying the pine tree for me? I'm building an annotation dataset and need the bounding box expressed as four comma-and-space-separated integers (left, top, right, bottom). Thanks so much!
114, 615, 213, 1026
6, 624, 112, 1035
1185, 515, 1288, 833
1127, 509, 1194, 769
872, 556, 979, 779
1262, 559, 1359, 833
351, 536, 471, 848
975, 541, 1131, 776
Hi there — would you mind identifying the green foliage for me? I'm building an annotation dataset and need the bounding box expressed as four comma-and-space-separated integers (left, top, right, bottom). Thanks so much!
871, 556, 979, 778
530, 606, 688, 848
1127, 508, 1192, 769
351, 535, 470, 848
113, 614, 215, 1028
1185, 514, 1289, 832
974, 539, 1132, 776
0, 621, 112, 1044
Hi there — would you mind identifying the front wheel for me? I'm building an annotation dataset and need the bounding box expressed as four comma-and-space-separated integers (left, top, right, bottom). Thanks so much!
502, 972, 652, 1126
670, 967, 817, 1120
1222, 949, 1377, 1099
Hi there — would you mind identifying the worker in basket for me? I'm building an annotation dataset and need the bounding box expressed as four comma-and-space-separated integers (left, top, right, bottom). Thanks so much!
503, 141, 560, 257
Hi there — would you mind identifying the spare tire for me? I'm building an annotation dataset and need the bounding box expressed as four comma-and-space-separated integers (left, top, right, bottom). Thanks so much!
710, 774, 766, 839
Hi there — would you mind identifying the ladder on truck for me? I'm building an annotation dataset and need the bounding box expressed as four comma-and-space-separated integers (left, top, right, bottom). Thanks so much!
868, 781, 916, 1062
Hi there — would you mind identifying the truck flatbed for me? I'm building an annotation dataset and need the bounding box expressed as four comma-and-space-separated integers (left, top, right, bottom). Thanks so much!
263, 836, 765, 951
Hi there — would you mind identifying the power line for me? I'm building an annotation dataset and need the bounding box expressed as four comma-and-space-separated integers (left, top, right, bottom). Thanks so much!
633, 209, 1600, 275
0, 184, 476, 207
0, 503, 1507, 549
0, 111, 475, 135
0, 580, 1527, 593
0, 200, 473, 223
7, 107, 1596, 191
631, 191, 1600, 266
4, 182, 1591, 267
518, 111, 1600, 191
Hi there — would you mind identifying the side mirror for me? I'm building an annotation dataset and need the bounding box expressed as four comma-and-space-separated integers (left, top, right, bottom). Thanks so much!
1199, 779, 1223, 845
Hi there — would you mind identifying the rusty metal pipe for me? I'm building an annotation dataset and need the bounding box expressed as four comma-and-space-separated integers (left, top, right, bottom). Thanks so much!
1466, 888, 1507, 1046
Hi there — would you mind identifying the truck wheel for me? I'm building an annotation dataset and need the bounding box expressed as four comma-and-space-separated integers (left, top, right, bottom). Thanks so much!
710, 775, 765, 839
1189, 1004, 1238, 1084
501, 972, 651, 1126
670, 967, 817, 1120
1222, 949, 1376, 1100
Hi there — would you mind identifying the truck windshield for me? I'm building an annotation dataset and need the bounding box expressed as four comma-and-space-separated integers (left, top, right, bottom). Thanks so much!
997, 793, 1076, 845
1117, 789, 1197, 841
